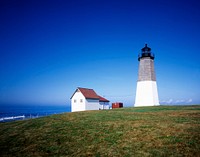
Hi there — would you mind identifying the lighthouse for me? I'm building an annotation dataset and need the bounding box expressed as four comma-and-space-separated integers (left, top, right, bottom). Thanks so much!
135, 44, 160, 107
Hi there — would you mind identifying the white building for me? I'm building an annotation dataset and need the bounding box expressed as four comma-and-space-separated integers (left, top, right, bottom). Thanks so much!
135, 44, 160, 107
71, 87, 110, 112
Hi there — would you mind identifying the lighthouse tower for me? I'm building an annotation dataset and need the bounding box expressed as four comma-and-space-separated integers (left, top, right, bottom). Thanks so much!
135, 44, 160, 107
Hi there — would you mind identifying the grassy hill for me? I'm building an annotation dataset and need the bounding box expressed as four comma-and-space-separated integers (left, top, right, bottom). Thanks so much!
0, 105, 200, 157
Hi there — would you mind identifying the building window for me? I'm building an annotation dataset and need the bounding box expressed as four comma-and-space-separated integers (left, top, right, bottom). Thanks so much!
80, 99, 83, 103
74, 99, 76, 103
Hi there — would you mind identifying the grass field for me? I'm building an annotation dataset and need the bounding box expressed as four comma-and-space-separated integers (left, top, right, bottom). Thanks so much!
0, 105, 200, 157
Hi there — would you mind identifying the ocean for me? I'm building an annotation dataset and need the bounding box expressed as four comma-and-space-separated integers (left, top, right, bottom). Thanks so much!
0, 105, 71, 122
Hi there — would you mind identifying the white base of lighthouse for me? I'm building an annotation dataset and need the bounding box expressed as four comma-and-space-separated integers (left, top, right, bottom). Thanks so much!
135, 81, 160, 107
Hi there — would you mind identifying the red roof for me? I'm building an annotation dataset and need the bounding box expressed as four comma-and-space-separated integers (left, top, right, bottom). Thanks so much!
78, 87, 99, 99
98, 95, 110, 102
71, 87, 109, 102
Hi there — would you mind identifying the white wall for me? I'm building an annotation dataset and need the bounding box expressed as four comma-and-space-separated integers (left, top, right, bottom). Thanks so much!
99, 102, 110, 110
135, 81, 160, 107
71, 91, 85, 112
85, 99, 100, 110
71, 90, 110, 111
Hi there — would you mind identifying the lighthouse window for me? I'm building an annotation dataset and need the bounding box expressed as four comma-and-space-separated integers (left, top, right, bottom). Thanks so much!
74, 99, 76, 103
80, 99, 83, 103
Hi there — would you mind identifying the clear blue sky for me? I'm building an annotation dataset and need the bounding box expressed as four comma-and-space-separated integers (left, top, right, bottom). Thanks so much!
0, 0, 200, 106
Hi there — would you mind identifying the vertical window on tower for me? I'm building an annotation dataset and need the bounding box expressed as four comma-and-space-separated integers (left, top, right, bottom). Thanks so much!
74, 99, 76, 103
80, 99, 83, 103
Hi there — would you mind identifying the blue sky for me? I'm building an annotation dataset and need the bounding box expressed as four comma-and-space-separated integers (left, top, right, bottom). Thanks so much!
0, 0, 200, 106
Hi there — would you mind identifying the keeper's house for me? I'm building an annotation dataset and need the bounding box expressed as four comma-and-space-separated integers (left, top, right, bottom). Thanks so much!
71, 87, 110, 112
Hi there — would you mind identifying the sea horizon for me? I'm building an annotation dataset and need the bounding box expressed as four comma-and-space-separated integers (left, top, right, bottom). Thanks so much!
0, 104, 71, 122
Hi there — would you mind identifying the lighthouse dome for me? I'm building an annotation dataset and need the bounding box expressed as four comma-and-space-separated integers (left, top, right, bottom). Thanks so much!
141, 44, 151, 52
138, 44, 154, 61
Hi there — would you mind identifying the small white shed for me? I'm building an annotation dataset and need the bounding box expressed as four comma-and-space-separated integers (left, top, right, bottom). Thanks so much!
71, 87, 110, 112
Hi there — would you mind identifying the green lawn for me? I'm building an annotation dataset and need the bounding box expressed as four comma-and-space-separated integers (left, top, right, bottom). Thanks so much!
0, 105, 200, 157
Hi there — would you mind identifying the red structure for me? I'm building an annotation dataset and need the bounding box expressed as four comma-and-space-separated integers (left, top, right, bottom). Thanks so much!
112, 102, 123, 109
